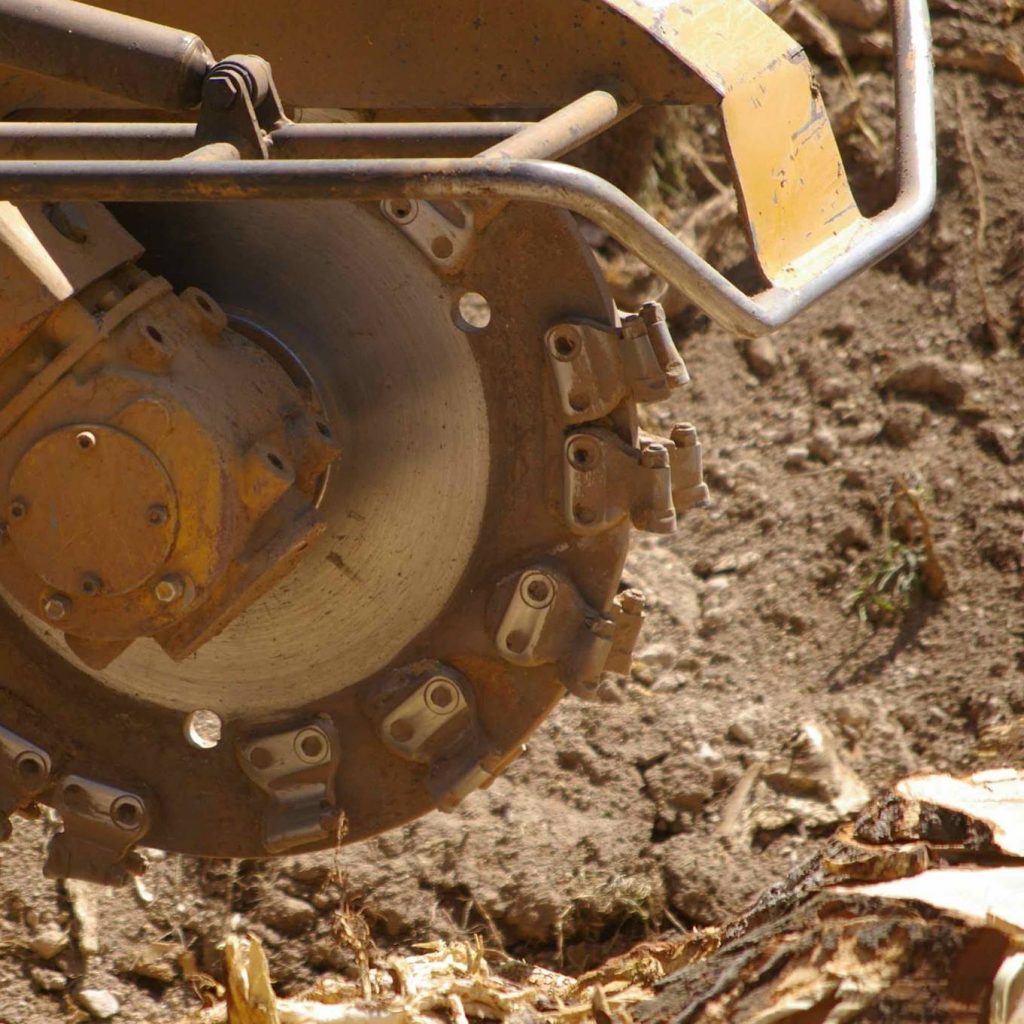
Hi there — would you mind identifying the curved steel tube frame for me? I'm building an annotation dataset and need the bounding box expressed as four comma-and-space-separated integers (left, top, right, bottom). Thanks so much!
0, 0, 934, 338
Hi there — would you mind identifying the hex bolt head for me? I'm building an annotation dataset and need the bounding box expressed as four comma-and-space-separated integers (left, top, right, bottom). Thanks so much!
42, 594, 71, 621
670, 423, 698, 449
639, 300, 666, 327
204, 73, 239, 109
639, 442, 670, 469
154, 575, 185, 603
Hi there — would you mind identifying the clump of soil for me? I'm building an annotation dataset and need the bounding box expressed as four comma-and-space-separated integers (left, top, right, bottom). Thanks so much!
2, 3, 1023, 1020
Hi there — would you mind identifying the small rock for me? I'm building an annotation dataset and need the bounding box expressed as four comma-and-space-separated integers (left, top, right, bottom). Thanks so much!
850, 420, 882, 445
808, 428, 839, 464
831, 522, 870, 555
996, 488, 1024, 512
635, 642, 678, 669
815, 376, 852, 404
258, 891, 317, 937
813, 0, 887, 30
121, 941, 179, 984
883, 405, 925, 447
696, 741, 723, 766
784, 446, 810, 469
880, 357, 967, 406
842, 467, 869, 490
77, 989, 120, 1020
30, 967, 67, 993
710, 553, 738, 575
743, 336, 780, 379
976, 422, 1017, 464
727, 717, 758, 745
735, 551, 761, 575
29, 926, 68, 960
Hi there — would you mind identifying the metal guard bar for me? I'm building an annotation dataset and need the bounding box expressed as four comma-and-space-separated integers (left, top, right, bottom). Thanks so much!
0, 0, 934, 338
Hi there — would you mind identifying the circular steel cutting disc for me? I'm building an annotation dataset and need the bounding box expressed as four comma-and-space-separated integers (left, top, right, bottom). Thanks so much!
0, 197, 635, 860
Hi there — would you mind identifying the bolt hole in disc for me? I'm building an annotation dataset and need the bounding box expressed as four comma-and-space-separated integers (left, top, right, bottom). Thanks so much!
505, 630, 528, 654
382, 198, 417, 224
184, 709, 222, 749
249, 746, 273, 770
425, 678, 456, 712
389, 718, 414, 742
430, 236, 455, 260
293, 727, 328, 763
15, 752, 44, 779
76, 430, 96, 450
112, 797, 141, 829
552, 333, 578, 359
454, 292, 491, 332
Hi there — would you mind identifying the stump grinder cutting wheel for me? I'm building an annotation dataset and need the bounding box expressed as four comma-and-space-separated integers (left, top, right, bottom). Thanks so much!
0, 0, 934, 883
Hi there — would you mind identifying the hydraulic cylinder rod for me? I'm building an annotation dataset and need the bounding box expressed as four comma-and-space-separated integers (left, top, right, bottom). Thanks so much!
0, 0, 214, 110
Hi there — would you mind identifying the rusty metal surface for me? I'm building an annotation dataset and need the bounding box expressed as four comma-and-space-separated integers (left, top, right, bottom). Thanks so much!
0, 246, 338, 669
82, 0, 716, 110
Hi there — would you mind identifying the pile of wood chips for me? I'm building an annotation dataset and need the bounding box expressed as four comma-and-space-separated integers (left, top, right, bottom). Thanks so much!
183, 768, 1024, 1024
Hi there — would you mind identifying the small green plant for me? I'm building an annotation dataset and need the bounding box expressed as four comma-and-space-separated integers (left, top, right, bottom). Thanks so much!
848, 480, 947, 624
849, 538, 925, 623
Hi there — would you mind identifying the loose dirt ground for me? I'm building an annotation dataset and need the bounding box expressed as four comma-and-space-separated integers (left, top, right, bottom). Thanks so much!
1, 3, 1022, 1020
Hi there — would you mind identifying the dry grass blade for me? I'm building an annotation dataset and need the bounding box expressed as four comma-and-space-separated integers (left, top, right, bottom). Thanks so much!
225, 934, 280, 1024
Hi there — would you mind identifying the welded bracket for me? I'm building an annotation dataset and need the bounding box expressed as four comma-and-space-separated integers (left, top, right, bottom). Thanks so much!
663, 422, 711, 512
564, 424, 709, 535
605, 588, 646, 675
380, 198, 475, 274
495, 566, 616, 699
237, 715, 341, 853
0, 724, 51, 840
545, 300, 688, 423
44, 775, 149, 885
366, 660, 474, 765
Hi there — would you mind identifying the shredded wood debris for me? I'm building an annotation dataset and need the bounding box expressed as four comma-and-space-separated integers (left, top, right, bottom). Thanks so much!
175, 768, 1024, 1024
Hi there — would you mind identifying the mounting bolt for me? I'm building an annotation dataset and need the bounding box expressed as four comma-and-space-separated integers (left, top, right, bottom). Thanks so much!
42, 594, 71, 621
618, 588, 645, 616
146, 504, 169, 527
670, 423, 698, 449
204, 72, 240, 110
639, 442, 670, 469
154, 575, 185, 603
43, 202, 89, 243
